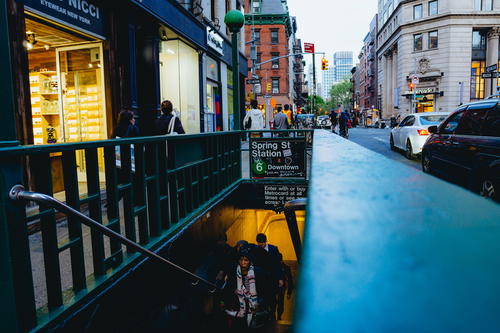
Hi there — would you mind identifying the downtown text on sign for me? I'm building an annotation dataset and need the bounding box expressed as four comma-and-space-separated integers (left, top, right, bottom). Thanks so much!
22, 0, 105, 38
250, 138, 306, 179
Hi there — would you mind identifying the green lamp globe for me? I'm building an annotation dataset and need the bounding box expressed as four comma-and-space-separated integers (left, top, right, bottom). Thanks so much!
224, 10, 245, 33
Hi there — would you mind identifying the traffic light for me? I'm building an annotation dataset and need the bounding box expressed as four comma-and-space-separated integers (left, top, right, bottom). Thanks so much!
321, 57, 329, 70
409, 82, 415, 91
266, 82, 271, 92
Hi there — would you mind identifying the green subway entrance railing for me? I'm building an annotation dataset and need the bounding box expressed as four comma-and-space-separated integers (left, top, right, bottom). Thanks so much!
0, 132, 243, 332
0, 129, 313, 332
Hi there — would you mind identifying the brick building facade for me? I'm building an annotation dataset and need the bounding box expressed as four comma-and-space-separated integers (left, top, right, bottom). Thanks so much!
244, 0, 295, 125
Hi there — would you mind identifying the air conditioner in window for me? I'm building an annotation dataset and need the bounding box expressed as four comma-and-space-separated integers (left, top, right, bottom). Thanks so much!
272, 64, 279, 69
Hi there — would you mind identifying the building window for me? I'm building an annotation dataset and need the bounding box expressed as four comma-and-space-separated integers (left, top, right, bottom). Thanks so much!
271, 52, 280, 69
472, 30, 487, 49
255, 53, 262, 69
272, 78, 280, 94
160, 40, 201, 133
429, 0, 438, 15
252, 0, 261, 13
429, 31, 438, 49
413, 4, 423, 19
474, 0, 493, 10
271, 29, 279, 44
253, 29, 261, 44
414, 33, 423, 51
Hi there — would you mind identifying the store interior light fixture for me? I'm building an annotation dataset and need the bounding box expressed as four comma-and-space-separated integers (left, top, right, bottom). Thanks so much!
25, 31, 37, 50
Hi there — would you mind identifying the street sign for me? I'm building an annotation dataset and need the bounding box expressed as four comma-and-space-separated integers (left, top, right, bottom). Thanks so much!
304, 43, 315, 53
486, 64, 498, 73
246, 78, 261, 84
481, 72, 499, 79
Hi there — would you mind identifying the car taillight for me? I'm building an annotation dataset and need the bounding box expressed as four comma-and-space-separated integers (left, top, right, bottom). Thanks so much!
418, 129, 430, 136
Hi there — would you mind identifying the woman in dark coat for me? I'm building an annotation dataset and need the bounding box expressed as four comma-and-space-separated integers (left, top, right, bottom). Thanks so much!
155, 100, 185, 135
113, 110, 140, 138
223, 246, 272, 331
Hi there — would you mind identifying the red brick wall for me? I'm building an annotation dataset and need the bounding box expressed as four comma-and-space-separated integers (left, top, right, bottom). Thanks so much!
244, 23, 292, 107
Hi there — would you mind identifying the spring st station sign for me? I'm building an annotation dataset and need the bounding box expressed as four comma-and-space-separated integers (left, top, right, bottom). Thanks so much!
250, 138, 307, 179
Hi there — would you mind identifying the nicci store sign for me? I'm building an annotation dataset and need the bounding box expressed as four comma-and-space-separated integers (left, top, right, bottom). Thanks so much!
22, 0, 105, 38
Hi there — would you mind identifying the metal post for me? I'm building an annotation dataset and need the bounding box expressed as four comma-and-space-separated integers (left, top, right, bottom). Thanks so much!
412, 58, 417, 114
232, 32, 241, 130
0, 0, 36, 331
312, 54, 316, 113
225, 10, 244, 131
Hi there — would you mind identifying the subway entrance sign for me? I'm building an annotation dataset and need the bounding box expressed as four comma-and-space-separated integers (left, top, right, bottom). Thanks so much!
250, 138, 306, 179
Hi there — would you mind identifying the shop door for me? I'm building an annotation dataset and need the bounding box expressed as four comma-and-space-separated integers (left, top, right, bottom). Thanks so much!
56, 43, 107, 143
56, 43, 107, 179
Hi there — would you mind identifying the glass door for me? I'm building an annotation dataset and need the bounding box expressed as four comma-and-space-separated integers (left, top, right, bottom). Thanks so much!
56, 43, 107, 143
56, 43, 107, 182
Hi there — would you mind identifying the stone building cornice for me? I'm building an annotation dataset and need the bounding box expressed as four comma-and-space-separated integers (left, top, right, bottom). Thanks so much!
488, 26, 500, 38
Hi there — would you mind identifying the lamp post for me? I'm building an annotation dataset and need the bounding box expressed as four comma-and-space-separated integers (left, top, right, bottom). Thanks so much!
224, 10, 245, 130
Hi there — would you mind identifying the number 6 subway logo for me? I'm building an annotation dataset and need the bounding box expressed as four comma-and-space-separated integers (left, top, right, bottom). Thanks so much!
252, 159, 268, 176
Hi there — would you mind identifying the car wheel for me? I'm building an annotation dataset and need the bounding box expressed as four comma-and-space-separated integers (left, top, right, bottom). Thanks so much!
480, 179, 497, 201
390, 135, 396, 151
422, 150, 432, 174
405, 140, 415, 160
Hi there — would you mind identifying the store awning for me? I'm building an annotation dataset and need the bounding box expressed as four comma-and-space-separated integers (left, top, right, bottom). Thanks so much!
131, 0, 207, 50
402, 89, 443, 97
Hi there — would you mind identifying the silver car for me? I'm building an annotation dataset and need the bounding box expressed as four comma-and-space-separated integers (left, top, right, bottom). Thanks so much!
390, 112, 449, 159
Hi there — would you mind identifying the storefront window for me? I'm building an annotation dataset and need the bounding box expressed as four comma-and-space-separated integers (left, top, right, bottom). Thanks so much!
416, 94, 434, 113
26, 16, 107, 145
205, 56, 221, 132
470, 61, 485, 100
159, 39, 201, 134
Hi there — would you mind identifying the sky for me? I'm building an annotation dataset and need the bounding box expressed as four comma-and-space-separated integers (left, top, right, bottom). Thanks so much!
287, 0, 378, 69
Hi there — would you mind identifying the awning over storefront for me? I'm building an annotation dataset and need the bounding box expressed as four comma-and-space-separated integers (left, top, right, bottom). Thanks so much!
402, 88, 443, 97
131, 0, 207, 50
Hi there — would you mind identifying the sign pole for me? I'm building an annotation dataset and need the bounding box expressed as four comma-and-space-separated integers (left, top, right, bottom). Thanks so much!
312, 54, 316, 114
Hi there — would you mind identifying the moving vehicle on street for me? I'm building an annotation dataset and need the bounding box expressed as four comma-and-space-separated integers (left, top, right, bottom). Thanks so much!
390, 112, 450, 159
422, 99, 500, 202
316, 115, 331, 128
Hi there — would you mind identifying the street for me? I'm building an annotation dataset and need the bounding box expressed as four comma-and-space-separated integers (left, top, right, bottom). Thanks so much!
347, 127, 421, 171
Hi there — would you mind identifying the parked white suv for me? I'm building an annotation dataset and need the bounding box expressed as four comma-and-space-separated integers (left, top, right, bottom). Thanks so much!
390, 112, 449, 159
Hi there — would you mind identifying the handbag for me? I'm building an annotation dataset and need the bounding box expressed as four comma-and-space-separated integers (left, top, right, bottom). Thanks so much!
167, 115, 178, 135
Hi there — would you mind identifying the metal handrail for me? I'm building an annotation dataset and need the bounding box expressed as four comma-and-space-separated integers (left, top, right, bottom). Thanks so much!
284, 198, 307, 262
9, 185, 219, 293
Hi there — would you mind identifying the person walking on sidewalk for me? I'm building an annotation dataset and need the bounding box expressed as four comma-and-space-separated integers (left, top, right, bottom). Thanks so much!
329, 109, 338, 134
112, 110, 140, 138
243, 100, 265, 138
273, 106, 289, 137
339, 110, 349, 138
155, 100, 185, 135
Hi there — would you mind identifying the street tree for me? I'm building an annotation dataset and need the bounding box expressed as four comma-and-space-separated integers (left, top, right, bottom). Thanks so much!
304, 95, 327, 114
329, 76, 353, 110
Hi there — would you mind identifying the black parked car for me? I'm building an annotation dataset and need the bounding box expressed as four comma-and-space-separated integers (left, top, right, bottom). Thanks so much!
422, 98, 500, 202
